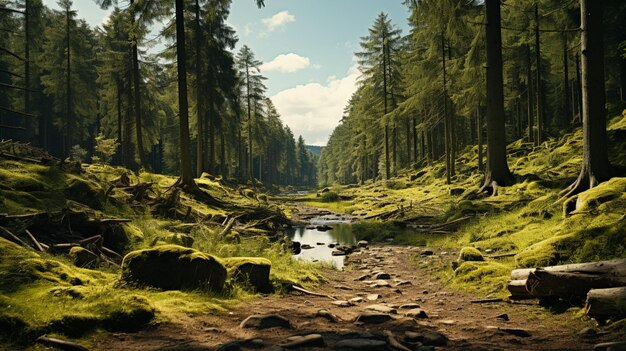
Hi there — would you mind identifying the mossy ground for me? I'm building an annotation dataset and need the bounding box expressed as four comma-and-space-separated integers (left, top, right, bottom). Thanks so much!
297, 110, 626, 298
0, 161, 324, 347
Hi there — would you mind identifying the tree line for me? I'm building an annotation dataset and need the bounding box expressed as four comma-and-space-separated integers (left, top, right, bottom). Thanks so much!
318, 0, 625, 196
0, 0, 317, 187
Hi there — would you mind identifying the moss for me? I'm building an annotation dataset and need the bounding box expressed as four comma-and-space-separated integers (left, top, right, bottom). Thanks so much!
458, 247, 484, 262
121, 245, 227, 291
69, 247, 100, 268
223, 257, 272, 293
514, 235, 571, 268
320, 191, 340, 202
568, 177, 626, 214
64, 176, 103, 210
451, 261, 511, 298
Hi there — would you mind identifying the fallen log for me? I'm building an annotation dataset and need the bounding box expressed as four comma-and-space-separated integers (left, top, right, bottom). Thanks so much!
510, 258, 626, 281
218, 217, 236, 239
526, 269, 626, 298
508, 279, 532, 299
585, 287, 626, 322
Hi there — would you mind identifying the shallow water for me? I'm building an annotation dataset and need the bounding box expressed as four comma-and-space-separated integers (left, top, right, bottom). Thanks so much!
287, 224, 356, 269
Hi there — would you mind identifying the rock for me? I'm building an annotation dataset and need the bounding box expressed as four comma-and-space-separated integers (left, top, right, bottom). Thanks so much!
291, 241, 301, 255
369, 280, 391, 288
357, 240, 369, 248
316, 225, 333, 231
577, 327, 598, 338
354, 312, 393, 324
594, 342, 626, 351
334, 339, 387, 351
305, 226, 316, 230
439, 319, 455, 325
399, 303, 420, 309
449, 187, 465, 196
301, 244, 314, 250
366, 304, 397, 314
458, 247, 484, 262
316, 309, 340, 322
331, 250, 347, 256
217, 341, 243, 351
244, 339, 265, 348
240, 314, 291, 329
367, 294, 382, 301
495, 313, 509, 321
403, 308, 428, 319
317, 242, 325, 246
335, 245, 354, 254
420, 250, 434, 256
485, 326, 531, 337
349, 297, 364, 304
334, 284, 353, 291
121, 245, 226, 291
281, 334, 325, 349
374, 272, 391, 280
69, 246, 100, 268
332, 300, 353, 307
395, 280, 411, 287
223, 257, 272, 293
404, 331, 448, 346
356, 274, 371, 281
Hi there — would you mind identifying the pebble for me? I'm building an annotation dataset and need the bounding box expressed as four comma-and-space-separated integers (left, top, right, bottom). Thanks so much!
354, 312, 393, 324
332, 300, 353, 307
240, 314, 291, 329
403, 308, 428, 319
399, 303, 421, 309
281, 334, 325, 349
366, 294, 382, 301
349, 297, 364, 304
365, 304, 397, 314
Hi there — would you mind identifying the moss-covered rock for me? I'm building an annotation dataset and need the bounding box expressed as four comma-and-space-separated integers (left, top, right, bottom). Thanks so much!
64, 176, 103, 210
164, 233, 194, 248
223, 257, 272, 293
69, 247, 100, 268
121, 245, 226, 292
458, 247, 484, 262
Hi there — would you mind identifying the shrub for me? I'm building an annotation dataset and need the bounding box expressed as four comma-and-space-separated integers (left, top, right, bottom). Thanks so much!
320, 191, 340, 202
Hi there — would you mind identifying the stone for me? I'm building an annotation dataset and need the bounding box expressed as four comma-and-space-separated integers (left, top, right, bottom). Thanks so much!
369, 280, 391, 288
121, 245, 226, 291
577, 327, 597, 338
495, 313, 509, 321
420, 250, 434, 256
316, 309, 340, 323
404, 331, 448, 346
281, 334, 325, 349
374, 272, 391, 280
69, 246, 100, 268
301, 244, 314, 250
332, 250, 347, 256
354, 312, 393, 324
398, 303, 420, 309
316, 225, 333, 231
403, 308, 428, 319
366, 304, 397, 314
395, 280, 411, 287
317, 242, 325, 246
332, 300, 353, 307
291, 242, 301, 255
439, 319, 455, 325
216, 341, 242, 351
355, 274, 371, 281
349, 297, 364, 304
333, 339, 387, 351
328, 243, 336, 248
335, 245, 353, 254
244, 339, 265, 348
357, 240, 369, 248
223, 257, 272, 293
367, 294, 382, 301
240, 314, 291, 329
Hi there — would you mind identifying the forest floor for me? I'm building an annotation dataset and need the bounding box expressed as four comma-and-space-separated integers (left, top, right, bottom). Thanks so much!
88, 239, 617, 351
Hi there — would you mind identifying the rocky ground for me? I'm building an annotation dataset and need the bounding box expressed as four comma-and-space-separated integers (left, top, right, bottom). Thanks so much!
90, 242, 623, 351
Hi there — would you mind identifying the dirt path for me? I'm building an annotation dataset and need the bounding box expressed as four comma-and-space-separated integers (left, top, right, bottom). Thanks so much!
91, 243, 620, 351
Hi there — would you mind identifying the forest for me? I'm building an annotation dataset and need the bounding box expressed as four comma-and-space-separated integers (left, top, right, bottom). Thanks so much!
0, 0, 625, 350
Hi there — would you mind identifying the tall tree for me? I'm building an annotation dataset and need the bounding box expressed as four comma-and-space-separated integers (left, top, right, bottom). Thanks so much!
562, 0, 611, 197
480, 0, 513, 194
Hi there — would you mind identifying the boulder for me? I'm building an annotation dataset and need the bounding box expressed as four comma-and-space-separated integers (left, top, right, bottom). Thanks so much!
69, 246, 100, 268
121, 245, 226, 291
357, 240, 369, 248
458, 247, 484, 262
223, 257, 272, 293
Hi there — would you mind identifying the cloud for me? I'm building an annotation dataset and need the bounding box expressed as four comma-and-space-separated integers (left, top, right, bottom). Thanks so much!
261, 11, 295, 32
261, 54, 311, 73
271, 65, 360, 146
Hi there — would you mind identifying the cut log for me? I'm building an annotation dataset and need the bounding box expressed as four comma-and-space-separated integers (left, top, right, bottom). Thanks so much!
585, 287, 626, 322
526, 269, 626, 298
510, 258, 626, 281
507, 279, 532, 299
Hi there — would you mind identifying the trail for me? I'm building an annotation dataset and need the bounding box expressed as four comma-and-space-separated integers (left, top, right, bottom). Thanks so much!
91, 241, 616, 350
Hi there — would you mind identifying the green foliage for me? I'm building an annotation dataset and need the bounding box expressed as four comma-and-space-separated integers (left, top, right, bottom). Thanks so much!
93, 134, 119, 164
320, 191, 340, 202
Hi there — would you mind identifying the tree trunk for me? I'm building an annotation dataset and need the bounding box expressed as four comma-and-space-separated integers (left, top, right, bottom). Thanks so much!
246, 64, 253, 180
441, 32, 451, 185
382, 35, 390, 180
129, 0, 147, 169
413, 114, 418, 163
24, 0, 31, 143
562, 0, 611, 197
562, 33, 572, 128
526, 269, 626, 298
510, 258, 626, 281
65, 6, 72, 157
507, 279, 531, 299
477, 107, 484, 172
575, 53, 583, 124
526, 45, 534, 143
194, 0, 204, 177
481, 0, 513, 193
534, 3, 544, 146
585, 287, 626, 322
116, 76, 123, 165
175, 0, 195, 188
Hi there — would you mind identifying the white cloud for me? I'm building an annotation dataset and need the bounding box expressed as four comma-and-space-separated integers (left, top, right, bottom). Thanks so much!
271, 65, 360, 146
261, 53, 311, 73
261, 11, 295, 32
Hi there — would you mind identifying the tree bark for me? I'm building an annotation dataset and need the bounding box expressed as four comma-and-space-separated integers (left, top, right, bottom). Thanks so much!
562, 0, 611, 197
585, 287, 626, 321
562, 33, 572, 128
534, 3, 544, 146
477, 107, 484, 172
65, 5, 72, 157
382, 34, 390, 180
194, 0, 204, 177
526, 269, 626, 298
441, 32, 451, 184
129, 0, 147, 169
510, 258, 626, 281
480, 0, 514, 193
175, 0, 195, 188
526, 45, 534, 143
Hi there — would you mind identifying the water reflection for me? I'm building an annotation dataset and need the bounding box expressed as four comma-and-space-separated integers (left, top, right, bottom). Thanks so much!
287, 224, 356, 269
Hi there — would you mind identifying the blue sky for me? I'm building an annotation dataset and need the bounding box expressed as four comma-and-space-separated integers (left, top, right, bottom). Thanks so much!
43, 0, 411, 145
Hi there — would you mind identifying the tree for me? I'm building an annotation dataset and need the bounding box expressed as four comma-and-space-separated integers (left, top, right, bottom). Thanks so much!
562, 0, 611, 198
236, 45, 266, 180
480, 0, 514, 194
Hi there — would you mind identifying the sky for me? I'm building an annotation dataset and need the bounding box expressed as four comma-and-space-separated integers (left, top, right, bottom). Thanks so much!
43, 0, 411, 146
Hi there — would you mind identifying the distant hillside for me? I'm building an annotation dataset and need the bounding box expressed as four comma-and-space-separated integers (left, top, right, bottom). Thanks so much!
306, 145, 322, 156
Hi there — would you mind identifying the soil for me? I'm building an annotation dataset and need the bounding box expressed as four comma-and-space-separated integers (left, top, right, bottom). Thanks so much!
89, 243, 624, 351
